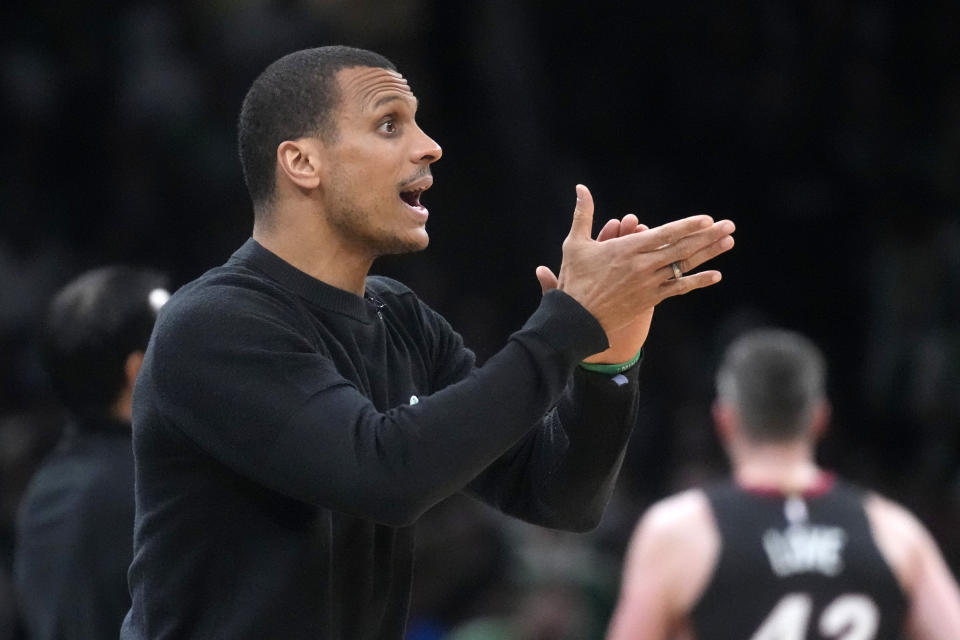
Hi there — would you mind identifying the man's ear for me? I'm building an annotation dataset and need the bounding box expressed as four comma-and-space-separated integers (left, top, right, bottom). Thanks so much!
125, 351, 145, 389
712, 400, 736, 445
276, 139, 322, 191
810, 400, 832, 441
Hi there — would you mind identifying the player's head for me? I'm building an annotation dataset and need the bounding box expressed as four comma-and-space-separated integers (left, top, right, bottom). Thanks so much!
714, 328, 828, 444
238, 45, 442, 256
41, 266, 170, 421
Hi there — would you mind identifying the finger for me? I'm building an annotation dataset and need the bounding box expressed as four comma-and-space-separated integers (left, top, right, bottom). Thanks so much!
535, 265, 559, 294
657, 270, 723, 302
566, 184, 595, 241
620, 214, 715, 251
620, 213, 639, 236
671, 233, 735, 274
636, 223, 649, 232
597, 218, 621, 243
659, 219, 735, 268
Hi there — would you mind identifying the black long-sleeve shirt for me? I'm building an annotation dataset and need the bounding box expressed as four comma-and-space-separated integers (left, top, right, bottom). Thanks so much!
121, 238, 640, 639
15, 417, 135, 640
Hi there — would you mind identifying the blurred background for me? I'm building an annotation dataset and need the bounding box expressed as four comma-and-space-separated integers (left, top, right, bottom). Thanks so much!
1, 1, 958, 638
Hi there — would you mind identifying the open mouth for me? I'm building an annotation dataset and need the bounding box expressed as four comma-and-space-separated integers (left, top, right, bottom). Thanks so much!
399, 188, 425, 210
398, 174, 432, 215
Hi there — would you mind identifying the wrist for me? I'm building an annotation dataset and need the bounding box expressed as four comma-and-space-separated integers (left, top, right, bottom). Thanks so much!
579, 348, 642, 374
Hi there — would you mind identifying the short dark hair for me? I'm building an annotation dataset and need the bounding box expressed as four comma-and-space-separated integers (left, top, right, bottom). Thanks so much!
237, 45, 397, 214
41, 266, 169, 419
715, 328, 826, 442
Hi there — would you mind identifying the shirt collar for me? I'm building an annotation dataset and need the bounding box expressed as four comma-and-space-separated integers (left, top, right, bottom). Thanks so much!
229, 238, 381, 323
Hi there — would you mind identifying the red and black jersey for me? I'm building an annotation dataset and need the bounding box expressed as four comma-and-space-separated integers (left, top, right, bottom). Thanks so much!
691, 476, 907, 640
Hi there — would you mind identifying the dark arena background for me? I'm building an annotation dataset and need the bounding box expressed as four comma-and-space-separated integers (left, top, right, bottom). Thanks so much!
1, 2, 958, 638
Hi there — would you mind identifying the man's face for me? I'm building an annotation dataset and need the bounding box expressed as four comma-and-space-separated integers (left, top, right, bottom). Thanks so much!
319, 66, 442, 257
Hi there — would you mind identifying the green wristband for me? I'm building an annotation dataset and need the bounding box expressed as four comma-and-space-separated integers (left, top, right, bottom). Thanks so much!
578, 348, 643, 375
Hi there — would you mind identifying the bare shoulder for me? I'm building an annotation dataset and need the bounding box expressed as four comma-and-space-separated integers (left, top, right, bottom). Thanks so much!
864, 493, 930, 552
864, 492, 929, 590
866, 492, 960, 639
629, 488, 720, 610
609, 490, 722, 639
640, 488, 715, 539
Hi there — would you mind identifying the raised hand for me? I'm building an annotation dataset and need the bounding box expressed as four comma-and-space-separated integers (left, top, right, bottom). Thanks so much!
590, 214, 655, 362
536, 185, 734, 358
538, 213, 654, 362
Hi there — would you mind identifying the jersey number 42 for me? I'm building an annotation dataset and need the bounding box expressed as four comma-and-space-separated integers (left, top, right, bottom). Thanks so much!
751, 593, 879, 640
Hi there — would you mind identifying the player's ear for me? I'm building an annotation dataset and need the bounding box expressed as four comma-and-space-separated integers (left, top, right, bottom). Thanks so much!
712, 400, 736, 444
810, 399, 832, 441
276, 139, 322, 191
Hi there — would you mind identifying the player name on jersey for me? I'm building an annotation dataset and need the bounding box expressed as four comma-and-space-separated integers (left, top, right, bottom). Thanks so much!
761, 524, 847, 577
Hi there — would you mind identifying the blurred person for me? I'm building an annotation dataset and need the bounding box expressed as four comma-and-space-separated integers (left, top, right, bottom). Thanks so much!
607, 328, 960, 640
14, 266, 170, 640
121, 45, 735, 639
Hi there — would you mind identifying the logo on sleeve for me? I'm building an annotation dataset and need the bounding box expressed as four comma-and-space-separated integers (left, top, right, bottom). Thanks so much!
409, 395, 419, 405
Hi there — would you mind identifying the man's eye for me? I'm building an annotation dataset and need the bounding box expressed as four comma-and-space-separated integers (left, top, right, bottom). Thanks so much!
379, 119, 397, 134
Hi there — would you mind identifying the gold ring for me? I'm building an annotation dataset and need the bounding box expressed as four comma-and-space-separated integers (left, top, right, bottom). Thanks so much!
670, 262, 682, 279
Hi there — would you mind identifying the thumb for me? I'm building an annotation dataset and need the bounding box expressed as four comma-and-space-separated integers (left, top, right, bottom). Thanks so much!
535, 266, 559, 295
566, 184, 595, 241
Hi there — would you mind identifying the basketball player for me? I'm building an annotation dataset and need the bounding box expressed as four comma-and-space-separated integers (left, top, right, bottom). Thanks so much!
606, 328, 960, 640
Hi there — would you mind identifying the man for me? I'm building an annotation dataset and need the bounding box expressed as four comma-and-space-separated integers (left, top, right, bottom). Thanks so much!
14, 266, 170, 640
607, 328, 960, 640
121, 46, 735, 639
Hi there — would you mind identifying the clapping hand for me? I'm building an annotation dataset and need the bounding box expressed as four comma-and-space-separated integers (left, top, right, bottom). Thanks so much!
536, 185, 735, 364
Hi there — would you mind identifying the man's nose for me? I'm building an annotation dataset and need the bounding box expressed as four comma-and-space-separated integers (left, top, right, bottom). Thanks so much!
414, 127, 442, 164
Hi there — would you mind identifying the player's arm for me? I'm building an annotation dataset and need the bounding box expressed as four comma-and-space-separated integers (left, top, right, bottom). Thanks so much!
866, 494, 960, 640
606, 490, 719, 640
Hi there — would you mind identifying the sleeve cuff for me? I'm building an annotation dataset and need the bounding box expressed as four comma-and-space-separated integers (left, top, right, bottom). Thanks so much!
513, 290, 610, 362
